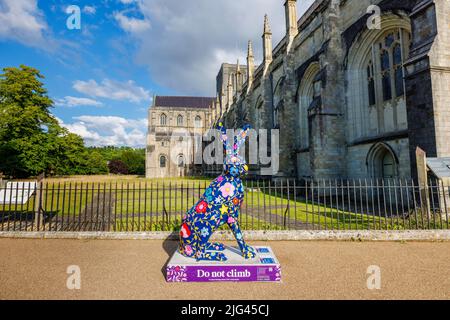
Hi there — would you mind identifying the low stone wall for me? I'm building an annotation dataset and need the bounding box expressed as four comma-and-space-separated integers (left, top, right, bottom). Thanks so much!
0, 230, 449, 241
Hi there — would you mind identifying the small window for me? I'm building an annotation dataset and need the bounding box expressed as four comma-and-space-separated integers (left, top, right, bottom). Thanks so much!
159, 155, 167, 168
160, 114, 167, 126
177, 154, 185, 168
194, 116, 202, 128
177, 115, 183, 126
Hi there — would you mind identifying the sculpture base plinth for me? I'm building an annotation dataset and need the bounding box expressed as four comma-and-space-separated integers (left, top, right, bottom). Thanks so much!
166, 246, 281, 282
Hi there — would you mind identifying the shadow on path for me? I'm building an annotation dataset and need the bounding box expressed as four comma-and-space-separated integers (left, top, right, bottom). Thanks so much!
161, 232, 178, 279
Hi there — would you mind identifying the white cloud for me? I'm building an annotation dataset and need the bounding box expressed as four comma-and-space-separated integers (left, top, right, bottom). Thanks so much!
114, 11, 151, 33
115, 0, 315, 95
55, 96, 103, 108
60, 116, 147, 147
73, 79, 151, 103
0, 0, 49, 47
83, 5, 96, 15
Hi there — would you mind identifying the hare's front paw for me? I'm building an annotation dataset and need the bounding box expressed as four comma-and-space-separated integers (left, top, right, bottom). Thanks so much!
206, 242, 225, 251
197, 251, 228, 262
242, 245, 256, 259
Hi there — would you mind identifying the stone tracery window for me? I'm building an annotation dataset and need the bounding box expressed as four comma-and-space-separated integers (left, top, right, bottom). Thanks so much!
365, 29, 409, 108
347, 17, 411, 141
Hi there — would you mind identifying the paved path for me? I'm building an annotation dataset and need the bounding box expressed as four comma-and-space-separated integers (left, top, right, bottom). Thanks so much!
0, 239, 448, 300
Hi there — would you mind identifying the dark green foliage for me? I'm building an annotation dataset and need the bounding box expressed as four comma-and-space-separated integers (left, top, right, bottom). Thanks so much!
117, 149, 145, 175
90, 146, 145, 175
108, 159, 129, 175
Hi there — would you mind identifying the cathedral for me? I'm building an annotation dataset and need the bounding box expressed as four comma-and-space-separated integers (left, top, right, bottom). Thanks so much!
147, 0, 450, 181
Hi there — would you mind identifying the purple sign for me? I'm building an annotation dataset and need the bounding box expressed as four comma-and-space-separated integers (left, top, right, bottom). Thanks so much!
167, 265, 281, 282
166, 246, 281, 283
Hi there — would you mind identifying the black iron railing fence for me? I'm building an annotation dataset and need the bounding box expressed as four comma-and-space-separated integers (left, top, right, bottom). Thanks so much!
0, 179, 449, 232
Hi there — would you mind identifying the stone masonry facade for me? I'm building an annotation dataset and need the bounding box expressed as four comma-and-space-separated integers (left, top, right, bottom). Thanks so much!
147, 0, 450, 181
216, 0, 450, 181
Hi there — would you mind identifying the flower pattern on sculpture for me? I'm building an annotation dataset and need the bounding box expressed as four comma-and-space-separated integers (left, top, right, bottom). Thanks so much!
195, 201, 208, 214
177, 124, 256, 262
200, 227, 209, 238
180, 223, 191, 238
184, 245, 193, 256
204, 188, 214, 202
219, 183, 235, 198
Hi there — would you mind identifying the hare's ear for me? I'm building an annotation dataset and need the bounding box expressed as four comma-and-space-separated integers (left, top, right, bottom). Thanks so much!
216, 122, 228, 144
235, 124, 251, 150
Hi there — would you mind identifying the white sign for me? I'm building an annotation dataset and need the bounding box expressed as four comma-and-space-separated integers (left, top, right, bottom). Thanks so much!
0, 182, 37, 205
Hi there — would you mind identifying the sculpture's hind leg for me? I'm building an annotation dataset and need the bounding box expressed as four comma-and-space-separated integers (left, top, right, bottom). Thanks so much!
204, 212, 229, 252
195, 221, 227, 261
178, 222, 196, 258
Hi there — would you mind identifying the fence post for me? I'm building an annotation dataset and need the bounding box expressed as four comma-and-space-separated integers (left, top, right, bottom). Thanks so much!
34, 173, 45, 231
416, 147, 431, 220
0, 172, 4, 189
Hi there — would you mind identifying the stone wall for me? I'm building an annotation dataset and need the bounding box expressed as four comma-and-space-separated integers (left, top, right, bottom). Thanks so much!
213, 0, 448, 181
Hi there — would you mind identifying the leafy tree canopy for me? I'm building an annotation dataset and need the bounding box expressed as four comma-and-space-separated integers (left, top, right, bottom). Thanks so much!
0, 65, 144, 178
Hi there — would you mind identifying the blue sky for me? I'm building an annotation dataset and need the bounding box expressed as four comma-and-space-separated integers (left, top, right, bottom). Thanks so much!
0, 0, 314, 147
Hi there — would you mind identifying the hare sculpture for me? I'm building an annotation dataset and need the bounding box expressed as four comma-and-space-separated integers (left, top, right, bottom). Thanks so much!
178, 123, 256, 262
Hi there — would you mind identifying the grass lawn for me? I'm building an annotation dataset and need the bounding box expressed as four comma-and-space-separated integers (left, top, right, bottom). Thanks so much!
114, 213, 284, 232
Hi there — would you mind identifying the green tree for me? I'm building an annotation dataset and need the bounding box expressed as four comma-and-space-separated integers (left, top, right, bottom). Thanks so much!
0, 65, 142, 177
118, 149, 145, 175
0, 65, 60, 177
84, 150, 108, 175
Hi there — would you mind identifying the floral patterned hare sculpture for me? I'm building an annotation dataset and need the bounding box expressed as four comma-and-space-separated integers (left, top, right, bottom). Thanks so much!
178, 123, 256, 262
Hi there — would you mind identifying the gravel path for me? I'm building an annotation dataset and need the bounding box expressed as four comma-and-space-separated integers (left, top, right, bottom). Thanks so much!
0, 239, 448, 300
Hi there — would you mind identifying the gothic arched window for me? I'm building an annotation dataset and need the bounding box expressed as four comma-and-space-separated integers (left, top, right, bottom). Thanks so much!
160, 113, 167, 126
272, 79, 283, 129
194, 116, 202, 128
177, 115, 183, 126
254, 96, 263, 131
297, 63, 320, 149
366, 143, 398, 179
159, 155, 167, 168
347, 22, 411, 142
177, 154, 185, 168
365, 30, 409, 108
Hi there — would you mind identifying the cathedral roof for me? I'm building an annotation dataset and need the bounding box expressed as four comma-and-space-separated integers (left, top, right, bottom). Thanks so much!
154, 96, 215, 109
